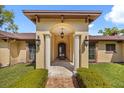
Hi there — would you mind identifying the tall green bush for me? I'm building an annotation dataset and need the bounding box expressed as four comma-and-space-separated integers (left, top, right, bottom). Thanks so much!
77, 68, 111, 88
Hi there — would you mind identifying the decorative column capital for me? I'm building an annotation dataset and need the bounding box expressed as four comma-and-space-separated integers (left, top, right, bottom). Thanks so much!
73, 32, 84, 37
44, 32, 51, 37
73, 34, 80, 38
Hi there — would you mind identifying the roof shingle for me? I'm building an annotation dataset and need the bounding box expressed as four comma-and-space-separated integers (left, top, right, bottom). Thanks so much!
89, 35, 124, 41
0, 30, 36, 40
1, 30, 124, 41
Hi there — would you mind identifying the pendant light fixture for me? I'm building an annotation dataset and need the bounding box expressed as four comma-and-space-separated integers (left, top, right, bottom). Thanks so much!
60, 15, 64, 39
60, 28, 64, 38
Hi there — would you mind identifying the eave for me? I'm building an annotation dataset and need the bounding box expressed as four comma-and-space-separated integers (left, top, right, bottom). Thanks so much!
23, 10, 102, 24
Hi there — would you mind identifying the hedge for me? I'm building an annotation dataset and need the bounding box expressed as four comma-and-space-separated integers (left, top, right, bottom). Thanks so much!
10, 69, 48, 88
76, 68, 111, 88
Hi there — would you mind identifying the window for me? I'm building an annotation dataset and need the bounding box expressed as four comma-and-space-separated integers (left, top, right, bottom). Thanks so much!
89, 43, 96, 60
28, 42, 36, 62
106, 44, 116, 52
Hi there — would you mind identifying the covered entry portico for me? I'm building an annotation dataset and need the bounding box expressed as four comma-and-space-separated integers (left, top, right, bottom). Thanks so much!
23, 10, 101, 70
50, 23, 80, 70
37, 25, 83, 70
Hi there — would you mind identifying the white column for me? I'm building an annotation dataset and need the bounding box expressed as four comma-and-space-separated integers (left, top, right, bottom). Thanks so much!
74, 35, 80, 70
45, 34, 51, 69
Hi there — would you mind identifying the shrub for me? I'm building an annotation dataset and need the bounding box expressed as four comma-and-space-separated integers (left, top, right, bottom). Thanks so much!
10, 69, 48, 88
76, 68, 111, 88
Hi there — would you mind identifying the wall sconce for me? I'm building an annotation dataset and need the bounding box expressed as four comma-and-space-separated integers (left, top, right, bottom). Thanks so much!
84, 36, 89, 46
36, 35, 40, 47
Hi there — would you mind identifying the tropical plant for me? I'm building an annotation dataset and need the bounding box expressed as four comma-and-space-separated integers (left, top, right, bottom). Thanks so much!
98, 27, 124, 36
0, 5, 18, 33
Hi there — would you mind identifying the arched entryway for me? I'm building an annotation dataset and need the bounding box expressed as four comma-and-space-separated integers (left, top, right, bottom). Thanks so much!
42, 22, 83, 70
58, 43, 66, 60
50, 23, 75, 62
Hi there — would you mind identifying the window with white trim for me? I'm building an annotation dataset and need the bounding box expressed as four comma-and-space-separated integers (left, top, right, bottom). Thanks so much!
106, 44, 116, 52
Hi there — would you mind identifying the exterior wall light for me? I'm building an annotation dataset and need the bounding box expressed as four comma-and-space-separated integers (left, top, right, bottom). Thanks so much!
36, 35, 40, 47
84, 36, 89, 46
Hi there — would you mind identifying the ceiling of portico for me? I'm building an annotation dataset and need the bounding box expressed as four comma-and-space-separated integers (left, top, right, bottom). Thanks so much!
50, 23, 75, 35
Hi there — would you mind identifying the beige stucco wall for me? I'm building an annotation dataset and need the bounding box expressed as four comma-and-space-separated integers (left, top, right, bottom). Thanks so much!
37, 19, 88, 32
36, 31, 45, 69
0, 39, 10, 67
10, 40, 18, 65
80, 32, 89, 68
10, 40, 27, 65
18, 41, 27, 63
97, 41, 124, 63
0, 39, 28, 67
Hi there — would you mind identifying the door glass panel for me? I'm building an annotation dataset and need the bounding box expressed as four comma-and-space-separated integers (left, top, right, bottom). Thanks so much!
58, 43, 66, 60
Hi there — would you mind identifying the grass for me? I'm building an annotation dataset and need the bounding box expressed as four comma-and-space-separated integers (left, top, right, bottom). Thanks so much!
10, 69, 48, 88
0, 63, 48, 88
89, 63, 124, 88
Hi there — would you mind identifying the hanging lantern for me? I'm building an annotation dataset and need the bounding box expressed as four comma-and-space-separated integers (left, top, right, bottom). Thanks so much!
60, 31, 64, 38
60, 28, 64, 38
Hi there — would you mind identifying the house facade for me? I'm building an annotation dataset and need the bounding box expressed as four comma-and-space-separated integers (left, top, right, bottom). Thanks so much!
0, 31, 35, 67
89, 36, 124, 63
23, 10, 101, 69
0, 10, 124, 69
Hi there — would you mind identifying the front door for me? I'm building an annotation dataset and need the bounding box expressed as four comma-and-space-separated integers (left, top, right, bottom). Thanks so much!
58, 43, 66, 60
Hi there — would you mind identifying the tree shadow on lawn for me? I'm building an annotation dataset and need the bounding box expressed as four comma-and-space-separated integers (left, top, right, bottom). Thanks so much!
26, 62, 36, 69
114, 62, 124, 65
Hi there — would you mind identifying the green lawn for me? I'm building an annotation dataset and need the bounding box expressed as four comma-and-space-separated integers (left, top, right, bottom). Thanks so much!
0, 63, 48, 88
89, 63, 124, 88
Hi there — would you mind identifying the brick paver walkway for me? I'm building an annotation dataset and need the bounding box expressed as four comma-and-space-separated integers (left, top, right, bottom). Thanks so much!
46, 77, 78, 88
46, 60, 79, 88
